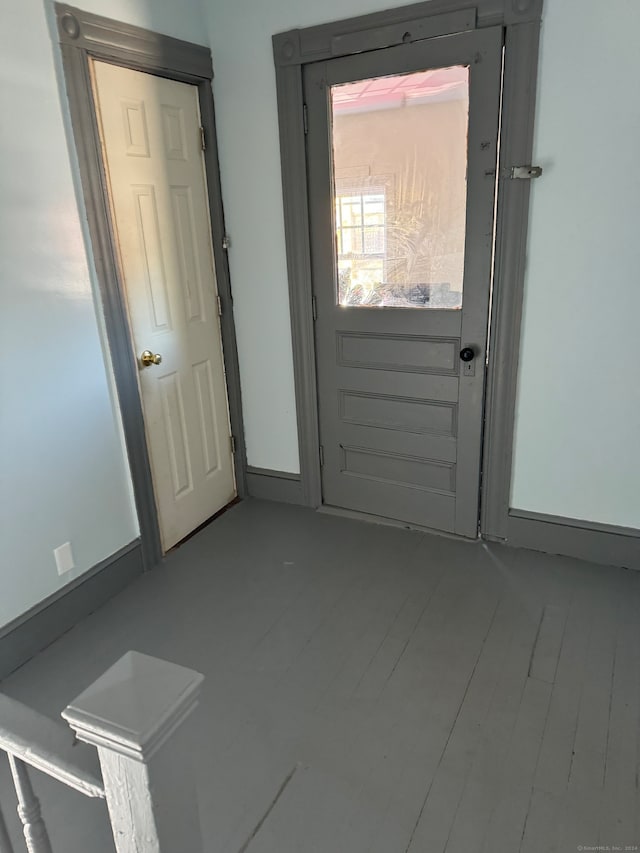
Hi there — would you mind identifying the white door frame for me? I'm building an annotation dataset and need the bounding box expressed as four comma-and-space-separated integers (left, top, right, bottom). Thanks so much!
56, 4, 248, 568
273, 0, 544, 538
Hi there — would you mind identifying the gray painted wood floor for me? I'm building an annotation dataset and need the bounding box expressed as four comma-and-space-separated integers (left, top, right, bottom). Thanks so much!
1, 499, 639, 852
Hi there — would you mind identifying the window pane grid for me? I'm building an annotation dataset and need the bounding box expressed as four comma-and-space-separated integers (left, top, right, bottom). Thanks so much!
335, 191, 385, 260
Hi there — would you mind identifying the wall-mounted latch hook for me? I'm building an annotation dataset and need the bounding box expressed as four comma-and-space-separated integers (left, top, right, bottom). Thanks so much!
510, 165, 543, 180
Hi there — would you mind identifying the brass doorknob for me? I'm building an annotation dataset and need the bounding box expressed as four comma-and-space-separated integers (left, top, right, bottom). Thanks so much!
140, 350, 162, 367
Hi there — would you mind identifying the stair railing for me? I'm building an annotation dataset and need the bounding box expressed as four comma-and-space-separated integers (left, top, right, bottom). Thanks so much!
0, 651, 204, 853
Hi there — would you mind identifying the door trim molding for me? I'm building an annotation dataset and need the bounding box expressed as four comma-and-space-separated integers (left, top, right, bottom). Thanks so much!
479, 19, 543, 540
273, 0, 543, 524
54, 5, 248, 568
501, 510, 640, 569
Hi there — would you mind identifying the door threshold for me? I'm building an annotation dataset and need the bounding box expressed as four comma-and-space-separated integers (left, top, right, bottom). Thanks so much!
316, 504, 478, 542
167, 496, 241, 553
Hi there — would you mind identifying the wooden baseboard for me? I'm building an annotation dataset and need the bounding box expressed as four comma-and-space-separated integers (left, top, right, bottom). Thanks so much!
505, 510, 640, 569
246, 467, 305, 505
0, 541, 144, 681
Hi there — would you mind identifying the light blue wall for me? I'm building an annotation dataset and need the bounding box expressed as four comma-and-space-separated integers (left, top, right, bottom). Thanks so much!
75, 0, 207, 44
0, 0, 209, 629
206, 0, 640, 529
203, 0, 406, 474
510, 0, 640, 529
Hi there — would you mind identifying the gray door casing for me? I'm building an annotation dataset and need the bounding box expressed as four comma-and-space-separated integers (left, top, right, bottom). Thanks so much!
55, 5, 248, 568
305, 27, 502, 536
273, 0, 544, 539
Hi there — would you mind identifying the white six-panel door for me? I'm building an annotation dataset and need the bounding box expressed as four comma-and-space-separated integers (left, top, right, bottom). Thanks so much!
91, 61, 236, 551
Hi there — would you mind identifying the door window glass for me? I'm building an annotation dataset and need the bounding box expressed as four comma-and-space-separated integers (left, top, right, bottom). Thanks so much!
331, 66, 469, 309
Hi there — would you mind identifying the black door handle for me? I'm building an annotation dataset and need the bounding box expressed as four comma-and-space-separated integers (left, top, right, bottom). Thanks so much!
460, 347, 475, 362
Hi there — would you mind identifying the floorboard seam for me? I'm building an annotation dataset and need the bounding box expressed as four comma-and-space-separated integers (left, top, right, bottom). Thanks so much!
236, 764, 299, 853
602, 594, 623, 790
352, 591, 412, 694
527, 608, 545, 679
381, 568, 448, 695
517, 786, 535, 853
403, 594, 503, 852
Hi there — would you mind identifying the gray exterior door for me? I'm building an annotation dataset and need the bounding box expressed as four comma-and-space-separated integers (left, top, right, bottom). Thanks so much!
305, 27, 503, 537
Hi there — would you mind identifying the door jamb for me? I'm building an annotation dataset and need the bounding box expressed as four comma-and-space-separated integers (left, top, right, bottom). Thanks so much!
55, 4, 248, 569
273, 0, 543, 535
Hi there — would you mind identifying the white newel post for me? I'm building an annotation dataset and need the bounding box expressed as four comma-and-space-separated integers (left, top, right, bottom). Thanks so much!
62, 651, 205, 853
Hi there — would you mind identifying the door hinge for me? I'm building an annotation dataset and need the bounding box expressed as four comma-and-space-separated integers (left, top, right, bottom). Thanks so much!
200, 126, 206, 151
222, 234, 231, 251
510, 164, 543, 180
311, 295, 317, 321
319, 445, 324, 467
230, 435, 236, 454
217, 295, 223, 316
303, 103, 309, 135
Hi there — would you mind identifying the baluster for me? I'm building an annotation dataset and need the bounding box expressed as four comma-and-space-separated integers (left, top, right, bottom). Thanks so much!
0, 799, 15, 853
7, 756, 52, 853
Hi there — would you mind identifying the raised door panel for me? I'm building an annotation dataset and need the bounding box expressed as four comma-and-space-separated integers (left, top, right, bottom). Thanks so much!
92, 61, 236, 550
306, 28, 503, 535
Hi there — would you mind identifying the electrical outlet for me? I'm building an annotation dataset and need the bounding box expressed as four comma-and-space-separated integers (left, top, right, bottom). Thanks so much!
54, 542, 75, 576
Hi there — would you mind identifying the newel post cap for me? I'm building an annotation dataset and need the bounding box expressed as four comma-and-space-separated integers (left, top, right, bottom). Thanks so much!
62, 651, 204, 762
